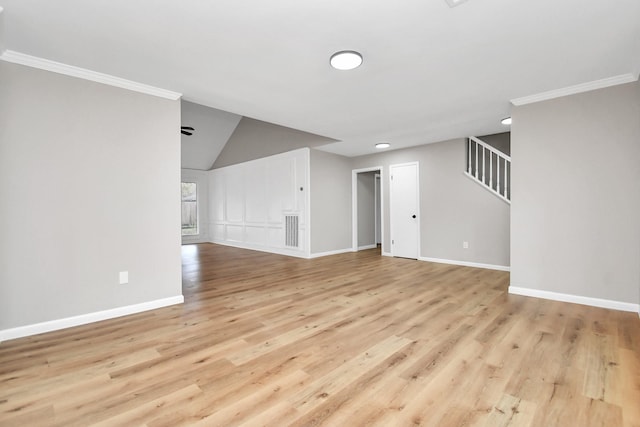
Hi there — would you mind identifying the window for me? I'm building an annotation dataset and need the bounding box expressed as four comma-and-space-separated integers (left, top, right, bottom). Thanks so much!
181, 182, 198, 236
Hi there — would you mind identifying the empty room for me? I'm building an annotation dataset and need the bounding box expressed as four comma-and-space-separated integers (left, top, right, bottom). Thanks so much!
1, 1, 639, 426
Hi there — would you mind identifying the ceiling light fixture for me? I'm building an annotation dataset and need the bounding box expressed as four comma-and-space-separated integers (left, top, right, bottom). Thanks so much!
501, 117, 512, 125
375, 142, 390, 149
330, 50, 363, 70
444, 0, 470, 8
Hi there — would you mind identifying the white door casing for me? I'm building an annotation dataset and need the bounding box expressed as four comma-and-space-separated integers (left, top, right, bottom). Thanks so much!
390, 162, 419, 259
351, 166, 384, 252
375, 174, 381, 245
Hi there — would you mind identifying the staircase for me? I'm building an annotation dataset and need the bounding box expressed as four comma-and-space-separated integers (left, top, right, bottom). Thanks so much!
464, 136, 511, 203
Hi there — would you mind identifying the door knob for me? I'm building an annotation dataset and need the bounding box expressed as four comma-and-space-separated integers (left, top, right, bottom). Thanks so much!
412, 215, 416, 218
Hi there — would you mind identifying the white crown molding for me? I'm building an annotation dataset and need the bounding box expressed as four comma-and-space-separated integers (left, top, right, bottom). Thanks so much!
509, 286, 639, 313
0, 295, 184, 342
511, 73, 638, 106
0, 50, 182, 100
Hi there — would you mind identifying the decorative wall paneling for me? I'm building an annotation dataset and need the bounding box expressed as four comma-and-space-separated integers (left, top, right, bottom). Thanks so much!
209, 148, 310, 257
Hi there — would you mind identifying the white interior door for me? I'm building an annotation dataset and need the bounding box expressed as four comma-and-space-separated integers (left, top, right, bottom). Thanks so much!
390, 162, 419, 259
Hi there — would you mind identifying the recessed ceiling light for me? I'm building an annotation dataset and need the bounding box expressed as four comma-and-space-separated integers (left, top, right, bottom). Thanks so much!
501, 117, 512, 125
444, 0, 470, 7
375, 142, 390, 149
330, 51, 363, 71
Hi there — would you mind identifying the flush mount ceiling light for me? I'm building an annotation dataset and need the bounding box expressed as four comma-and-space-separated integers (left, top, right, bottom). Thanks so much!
330, 50, 363, 70
375, 142, 390, 149
501, 117, 512, 125
444, 0, 470, 7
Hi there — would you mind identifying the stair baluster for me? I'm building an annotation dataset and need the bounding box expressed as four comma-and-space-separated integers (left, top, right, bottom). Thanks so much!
464, 136, 510, 204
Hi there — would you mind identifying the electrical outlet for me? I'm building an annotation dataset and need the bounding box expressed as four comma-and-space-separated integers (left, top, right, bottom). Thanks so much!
119, 271, 129, 284
462, 241, 469, 249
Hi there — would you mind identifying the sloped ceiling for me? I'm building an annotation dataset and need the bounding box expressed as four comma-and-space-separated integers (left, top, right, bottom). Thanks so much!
181, 101, 241, 170
1, 1, 639, 157
213, 117, 337, 169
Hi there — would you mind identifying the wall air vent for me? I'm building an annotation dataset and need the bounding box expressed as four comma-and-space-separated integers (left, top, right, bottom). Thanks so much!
285, 214, 299, 248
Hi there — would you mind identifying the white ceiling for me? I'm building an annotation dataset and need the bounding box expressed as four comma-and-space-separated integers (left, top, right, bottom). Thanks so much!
1, 0, 638, 157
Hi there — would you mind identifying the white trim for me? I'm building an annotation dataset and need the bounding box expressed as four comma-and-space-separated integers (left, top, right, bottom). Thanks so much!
305, 148, 312, 259
358, 244, 377, 251
181, 237, 209, 244
0, 50, 182, 100
382, 251, 393, 257
374, 174, 381, 245
0, 295, 184, 342
352, 166, 384, 252
511, 73, 638, 106
309, 248, 354, 258
508, 286, 639, 313
210, 239, 309, 259
468, 136, 511, 161
463, 172, 511, 204
420, 256, 510, 272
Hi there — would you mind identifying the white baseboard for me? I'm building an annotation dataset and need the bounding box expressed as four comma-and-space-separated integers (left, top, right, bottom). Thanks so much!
508, 286, 640, 313
382, 251, 393, 257
210, 239, 310, 259
357, 244, 377, 251
419, 256, 510, 272
0, 295, 184, 342
309, 248, 354, 258
182, 236, 210, 245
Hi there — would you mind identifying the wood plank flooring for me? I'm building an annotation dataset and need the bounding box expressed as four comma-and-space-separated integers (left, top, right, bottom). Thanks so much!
1, 243, 639, 426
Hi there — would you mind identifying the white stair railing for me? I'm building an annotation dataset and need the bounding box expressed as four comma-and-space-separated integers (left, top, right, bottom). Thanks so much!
465, 136, 510, 203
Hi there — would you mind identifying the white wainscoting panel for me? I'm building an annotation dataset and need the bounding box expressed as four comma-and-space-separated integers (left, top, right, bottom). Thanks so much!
226, 168, 245, 223
267, 226, 283, 248
245, 224, 267, 246
212, 224, 225, 241
209, 148, 310, 257
211, 174, 226, 222
226, 224, 244, 242
245, 164, 267, 223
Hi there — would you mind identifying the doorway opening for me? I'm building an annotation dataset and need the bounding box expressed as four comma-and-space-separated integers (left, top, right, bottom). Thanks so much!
352, 166, 384, 253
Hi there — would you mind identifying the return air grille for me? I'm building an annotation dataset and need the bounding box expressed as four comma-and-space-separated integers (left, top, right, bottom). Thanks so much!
285, 214, 299, 247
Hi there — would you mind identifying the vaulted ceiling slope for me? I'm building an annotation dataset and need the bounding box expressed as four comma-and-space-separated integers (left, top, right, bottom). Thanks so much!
181, 101, 242, 171
1, 1, 639, 156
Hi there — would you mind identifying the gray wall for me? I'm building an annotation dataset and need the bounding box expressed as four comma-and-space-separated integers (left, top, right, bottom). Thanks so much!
309, 149, 352, 254
213, 117, 336, 169
511, 80, 640, 305
478, 131, 511, 156
352, 139, 510, 267
180, 100, 241, 170
0, 62, 183, 330
357, 171, 376, 248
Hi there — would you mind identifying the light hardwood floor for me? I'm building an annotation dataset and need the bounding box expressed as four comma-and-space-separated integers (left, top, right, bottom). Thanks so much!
1, 243, 639, 426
